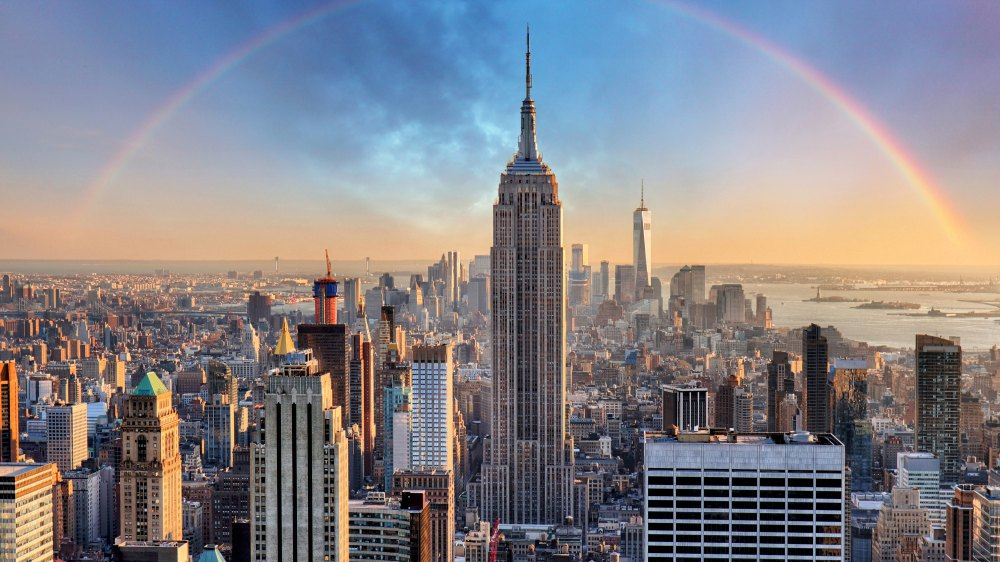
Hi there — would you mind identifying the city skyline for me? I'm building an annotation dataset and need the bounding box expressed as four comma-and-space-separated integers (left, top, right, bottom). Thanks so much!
3, 1, 1000, 265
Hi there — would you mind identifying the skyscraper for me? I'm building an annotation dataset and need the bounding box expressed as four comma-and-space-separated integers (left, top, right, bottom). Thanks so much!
297, 324, 350, 429
915, 334, 961, 484
47, 402, 88, 472
0, 463, 58, 561
766, 351, 795, 432
250, 350, 349, 562
349, 332, 375, 476
644, 430, 846, 561
803, 323, 831, 433
479, 32, 574, 525
409, 344, 453, 471
832, 358, 873, 492
0, 361, 18, 462
119, 372, 182, 542
633, 183, 651, 297
246, 291, 271, 327
313, 254, 339, 325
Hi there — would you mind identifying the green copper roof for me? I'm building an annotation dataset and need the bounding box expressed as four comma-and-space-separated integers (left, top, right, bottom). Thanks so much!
196, 547, 227, 562
133, 372, 169, 396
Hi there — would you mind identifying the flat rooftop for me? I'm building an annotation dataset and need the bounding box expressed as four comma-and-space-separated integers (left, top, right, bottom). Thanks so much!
0, 463, 51, 478
644, 430, 843, 447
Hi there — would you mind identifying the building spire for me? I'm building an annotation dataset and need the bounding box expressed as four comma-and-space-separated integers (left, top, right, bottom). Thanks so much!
641, 179, 644, 208
525, 24, 532, 101
515, 25, 540, 163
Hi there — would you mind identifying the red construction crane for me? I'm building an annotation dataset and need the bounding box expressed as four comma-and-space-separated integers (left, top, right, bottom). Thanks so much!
488, 518, 502, 562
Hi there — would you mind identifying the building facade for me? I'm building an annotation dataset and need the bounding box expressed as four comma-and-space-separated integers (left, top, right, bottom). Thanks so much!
479, 33, 574, 525
119, 372, 182, 542
0, 463, 57, 561
250, 352, 349, 562
47, 402, 88, 472
644, 430, 846, 561
916, 335, 962, 484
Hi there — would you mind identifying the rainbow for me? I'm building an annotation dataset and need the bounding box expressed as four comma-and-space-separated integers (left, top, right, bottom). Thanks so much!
77, 0, 964, 242
72, 0, 362, 223
656, 1, 963, 242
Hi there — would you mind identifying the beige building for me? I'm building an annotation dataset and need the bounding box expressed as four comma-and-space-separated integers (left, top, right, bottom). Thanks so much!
46, 402, 88, 472
872, 487, 931, 562
250, 349, 349, 562
0, 463, 58, 562
119, 372, 182, 542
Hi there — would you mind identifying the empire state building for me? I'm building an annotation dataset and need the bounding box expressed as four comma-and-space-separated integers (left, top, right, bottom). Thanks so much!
478, 32, 574, 525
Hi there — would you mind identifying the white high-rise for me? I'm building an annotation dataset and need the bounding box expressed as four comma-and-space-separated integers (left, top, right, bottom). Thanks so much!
47, 402, 88, 472
479, 30, 574, 525
633, 182, 652, 298
644, 430, 846, 561
409, 344, 453, 470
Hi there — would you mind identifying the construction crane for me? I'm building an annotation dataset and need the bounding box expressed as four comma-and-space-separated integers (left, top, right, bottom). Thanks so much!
325, 248, 332, 277
488, 518, 502, 562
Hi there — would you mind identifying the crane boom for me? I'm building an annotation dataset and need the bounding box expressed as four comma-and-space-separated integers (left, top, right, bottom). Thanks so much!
488, 518, 501, 562
325, 249, 332, 277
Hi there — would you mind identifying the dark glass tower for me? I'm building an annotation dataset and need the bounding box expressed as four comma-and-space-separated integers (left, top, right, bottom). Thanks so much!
916, 334, 961, 483
802, 324, 831, 433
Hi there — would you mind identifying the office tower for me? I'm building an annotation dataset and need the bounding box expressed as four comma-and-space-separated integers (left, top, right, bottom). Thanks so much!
480, 33, 574, 526
614, 264, 636, 304
392, 470, 454, 562
342, 278, 361, 328
660, 383, 708, 433
65, 467, 102, 547
378, 306, 396, 362
0, 361, 18, 462
213, 448, 251, 550
897, 452, 946, 526
348, 491, 431, 562
467, 276, 490, 315
119, 372, 182, 542
47, 402, 88, 472
690, 265, 706, 303
945, 484, 975, 562
570, 243, 589, 273
916, 334, 962, 484
313, 257, 339, 325
349, 332, 375, 476
205, 389, 236, 468
832, 358, 873, 492
643, 430, 846, 561
872, 488, 930, 562
250, 351, 349, 562
712, 283, 745, 324
0, 463, 58, 561
376, 347, 410, 488
633, 184, 652, 297
803, 323, 831, 433
297, 323, 350, 430
451, 251, 461, 306
766, 351, 796, 432
599, 261, 610, 300
247, 291, 271, 327
713, 374, 738, 429
733, 387, 754, 432
409, 344, 454, 470
971, 487, 1000, 561
754, 294, 767, 327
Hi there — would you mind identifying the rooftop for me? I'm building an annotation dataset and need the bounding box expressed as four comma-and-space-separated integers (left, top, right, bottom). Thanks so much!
644, 430, 843, 447
0, 463, 52, 478
133, 372, 169, 396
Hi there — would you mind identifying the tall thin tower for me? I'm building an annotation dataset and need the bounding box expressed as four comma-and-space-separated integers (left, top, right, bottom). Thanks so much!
633, 180, 652, 298
479, 29, 574, 525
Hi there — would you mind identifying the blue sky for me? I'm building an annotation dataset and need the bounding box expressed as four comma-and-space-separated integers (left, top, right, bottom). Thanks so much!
1, 0, 999, 265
